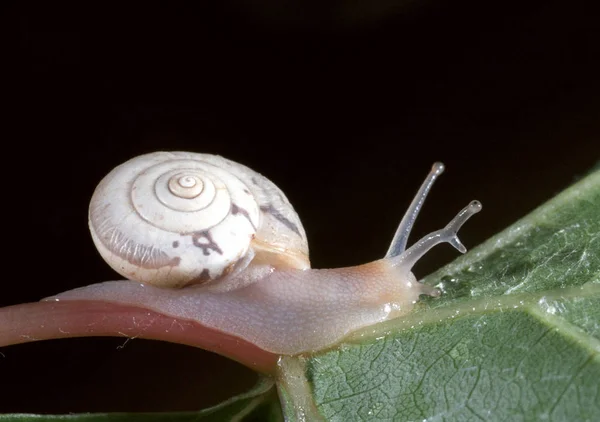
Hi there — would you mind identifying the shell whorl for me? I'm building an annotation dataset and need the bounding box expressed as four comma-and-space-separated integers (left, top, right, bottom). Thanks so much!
89, 151, 309, 288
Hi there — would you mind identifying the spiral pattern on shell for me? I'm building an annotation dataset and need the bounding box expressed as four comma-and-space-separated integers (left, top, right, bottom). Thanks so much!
89, 151, 309, 288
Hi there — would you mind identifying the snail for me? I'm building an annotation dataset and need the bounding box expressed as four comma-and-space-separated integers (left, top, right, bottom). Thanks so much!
0, 151, 480, 372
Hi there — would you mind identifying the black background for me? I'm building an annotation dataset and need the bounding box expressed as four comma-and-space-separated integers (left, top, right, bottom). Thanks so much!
1, 0, 599, 415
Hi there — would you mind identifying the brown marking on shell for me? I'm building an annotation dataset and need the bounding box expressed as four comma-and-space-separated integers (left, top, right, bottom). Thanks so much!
187, 256, 240, 287
260, 204, 302, 236
99, 227, 181, 269
221, 260, 238, 276
187, 268, 212, 285
191, 231, 223, 256
172, 241, 179, 248
231, 203, 257, 230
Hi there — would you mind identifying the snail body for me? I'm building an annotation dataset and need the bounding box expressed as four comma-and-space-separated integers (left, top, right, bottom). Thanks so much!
49, 152, 481, 355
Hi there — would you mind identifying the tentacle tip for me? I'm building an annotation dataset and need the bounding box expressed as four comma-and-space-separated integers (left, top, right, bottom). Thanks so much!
432, 162, 445, 175
419, 283, 442, 298
429, 287, 442, 298
449, 236, 467, 253
468, 200, 482, 213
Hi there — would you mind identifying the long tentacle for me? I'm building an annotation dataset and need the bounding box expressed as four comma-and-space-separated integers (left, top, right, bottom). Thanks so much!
385, 162, 445, 258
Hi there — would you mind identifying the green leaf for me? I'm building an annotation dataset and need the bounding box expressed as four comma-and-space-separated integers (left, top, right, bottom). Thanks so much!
279, 169, 600, 421
0, 377, 282, 422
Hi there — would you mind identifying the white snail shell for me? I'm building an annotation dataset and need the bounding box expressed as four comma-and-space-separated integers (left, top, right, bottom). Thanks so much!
89, 151, 309, 288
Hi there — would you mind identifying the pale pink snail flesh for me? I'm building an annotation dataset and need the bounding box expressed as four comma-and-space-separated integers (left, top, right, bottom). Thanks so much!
0, 153, 480, 373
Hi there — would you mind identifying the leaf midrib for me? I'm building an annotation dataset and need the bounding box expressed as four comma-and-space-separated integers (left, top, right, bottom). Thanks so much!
346, 283, 600, 353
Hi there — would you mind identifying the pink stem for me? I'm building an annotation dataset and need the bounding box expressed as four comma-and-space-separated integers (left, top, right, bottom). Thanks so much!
0, 300, 278, 373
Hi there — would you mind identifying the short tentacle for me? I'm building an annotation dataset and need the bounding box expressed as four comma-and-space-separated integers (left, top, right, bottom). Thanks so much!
385, 162, 445, 258
390, 200, 482, 270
